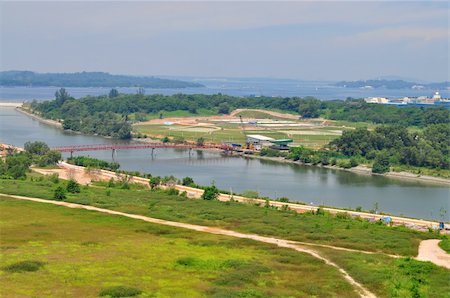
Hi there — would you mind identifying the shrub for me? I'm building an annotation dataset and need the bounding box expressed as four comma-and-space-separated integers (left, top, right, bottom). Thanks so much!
277, 197, 290, 203
165, 188, 179, 196
66, 180, 81, 193
48, 173, 59, 184
181, 176, 194, 186
3, 260, 45, 273
99, 286, 142, 297
149, 176, 161, 189
372, 154, 390, 174
202, 185, 219, 200
53, 186, 66, 201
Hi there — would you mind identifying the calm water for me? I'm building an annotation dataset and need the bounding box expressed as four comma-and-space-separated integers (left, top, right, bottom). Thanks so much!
1, 78, 448, 102
1, 107, 448, 221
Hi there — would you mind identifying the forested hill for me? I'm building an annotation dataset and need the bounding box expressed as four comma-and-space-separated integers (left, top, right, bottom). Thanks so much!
0, 71, 204, 88
335, 79, 450, 90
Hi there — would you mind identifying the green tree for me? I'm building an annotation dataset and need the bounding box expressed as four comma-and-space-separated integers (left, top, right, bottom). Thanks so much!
372, 154, 390, 174
54, 186, 66, 201
108, 88, 119, 98
24, 141, 50, 156
182, 177, 194, 186
66, 180, 81, 193
55, 88, 70, 106
201, 185, 219, 200
218, 102, 230, 114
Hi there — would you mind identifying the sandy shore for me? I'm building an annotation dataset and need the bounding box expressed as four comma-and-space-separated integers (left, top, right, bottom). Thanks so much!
16, 107, 63, 128
248, 155, 450, 186
0, 102, 23, 107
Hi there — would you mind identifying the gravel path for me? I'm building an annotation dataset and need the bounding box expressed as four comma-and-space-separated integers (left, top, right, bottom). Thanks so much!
1, 193, 376, 298
416, 239, 450, 269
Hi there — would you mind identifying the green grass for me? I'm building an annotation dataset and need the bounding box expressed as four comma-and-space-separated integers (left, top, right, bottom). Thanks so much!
0, 175, 438, 256
130, 109, 217, 122
0, 197, 357, 297
439, 238, 450, 253
316, 248, 450, 298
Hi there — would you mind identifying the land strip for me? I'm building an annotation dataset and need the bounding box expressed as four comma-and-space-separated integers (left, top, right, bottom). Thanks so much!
0, 193, 377, 298
35, 161, 446, 232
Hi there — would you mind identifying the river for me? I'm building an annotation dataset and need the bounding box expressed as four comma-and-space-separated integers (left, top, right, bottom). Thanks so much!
1, 107, 448, 221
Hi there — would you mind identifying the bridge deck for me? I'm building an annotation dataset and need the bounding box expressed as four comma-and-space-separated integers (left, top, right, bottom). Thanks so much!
52, 143, 232, 153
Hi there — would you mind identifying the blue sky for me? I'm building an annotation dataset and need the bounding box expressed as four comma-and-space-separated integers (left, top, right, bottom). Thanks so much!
1, 1, 448, 81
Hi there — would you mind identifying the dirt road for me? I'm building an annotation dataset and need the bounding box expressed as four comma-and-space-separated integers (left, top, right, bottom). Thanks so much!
0, 193, 376, 298
416, 239, 450, 269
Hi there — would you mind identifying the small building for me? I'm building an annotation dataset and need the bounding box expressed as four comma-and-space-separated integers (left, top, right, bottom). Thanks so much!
246, 134, 274, 149
270, 139, 293, 150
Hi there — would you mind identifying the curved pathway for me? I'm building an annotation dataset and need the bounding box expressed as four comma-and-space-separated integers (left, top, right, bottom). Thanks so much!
416, 239, 450, 269
1, 193, 376, 298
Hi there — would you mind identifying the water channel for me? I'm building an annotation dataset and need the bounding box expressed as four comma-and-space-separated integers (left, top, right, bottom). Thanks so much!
1, 107, 449, 220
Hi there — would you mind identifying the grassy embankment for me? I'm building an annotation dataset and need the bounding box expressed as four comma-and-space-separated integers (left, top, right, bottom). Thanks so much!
439, 238, 450, 253
0, 174, 441, 257
1, 175, 449, 297
1, 197, 358, 297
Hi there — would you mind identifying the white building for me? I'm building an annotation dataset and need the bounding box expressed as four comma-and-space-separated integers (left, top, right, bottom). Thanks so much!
364, 97, 389, 104
246, 134, 274, 149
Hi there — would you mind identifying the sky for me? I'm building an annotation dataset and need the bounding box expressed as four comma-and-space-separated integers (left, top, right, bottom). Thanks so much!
1, 1, 449, 82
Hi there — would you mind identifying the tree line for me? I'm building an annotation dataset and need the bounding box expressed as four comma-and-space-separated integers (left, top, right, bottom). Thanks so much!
30, 89, 449, 139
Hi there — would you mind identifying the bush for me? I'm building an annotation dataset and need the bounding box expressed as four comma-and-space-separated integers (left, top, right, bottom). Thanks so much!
3, 260, 45, 272
149, 176, 161, 189
48, 173, 59, 184
372, 154, 390, 174
277, 197, 290, 203
165, 188, 179, 196
66, 180, 81, 193
99, 286, 142, 297
182, 176, 194, 186
53, 186, 66, 201
202, 185, 219, 200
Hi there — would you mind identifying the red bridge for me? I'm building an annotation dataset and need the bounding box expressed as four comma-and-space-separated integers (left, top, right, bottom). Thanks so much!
52, 143, 233, 154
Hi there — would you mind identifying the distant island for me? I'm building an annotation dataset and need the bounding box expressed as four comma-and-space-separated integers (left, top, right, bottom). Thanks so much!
335, 79, 449, 90
0, 71, 204, 88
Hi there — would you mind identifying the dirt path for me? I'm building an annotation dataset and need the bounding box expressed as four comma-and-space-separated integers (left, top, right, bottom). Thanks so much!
416, 239, 450, 269
230, 108, 299, 120
1, 193, 375, 298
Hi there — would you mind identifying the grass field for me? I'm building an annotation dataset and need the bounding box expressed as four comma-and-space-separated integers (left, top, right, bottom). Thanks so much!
316, 248, 450, 298
134, 123, 345, 149
0, 175, 439, 256
0, 197, 357, 297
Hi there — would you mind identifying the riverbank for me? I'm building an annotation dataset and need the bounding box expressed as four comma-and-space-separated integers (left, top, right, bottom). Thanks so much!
16, 106, 63, 128
247, 155, 450, 186
33, 161, 448, 232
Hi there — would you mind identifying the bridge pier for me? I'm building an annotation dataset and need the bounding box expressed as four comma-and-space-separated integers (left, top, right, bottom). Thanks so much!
70, 151, 73, 159
189, 148, 192, 158
151, 148, 155, 158
112, 149, 116, 160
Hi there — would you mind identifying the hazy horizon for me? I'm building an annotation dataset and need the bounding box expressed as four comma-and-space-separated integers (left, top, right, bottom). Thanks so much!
1, 1, 449, 82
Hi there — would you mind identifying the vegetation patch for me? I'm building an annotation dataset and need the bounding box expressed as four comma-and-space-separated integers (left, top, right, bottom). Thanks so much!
99, 286, 142, 297
438, 238, 450, 253
3, 260, 45, 273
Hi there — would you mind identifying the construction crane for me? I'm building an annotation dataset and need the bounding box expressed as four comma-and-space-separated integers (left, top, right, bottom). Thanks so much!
239, 115, 253, 150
